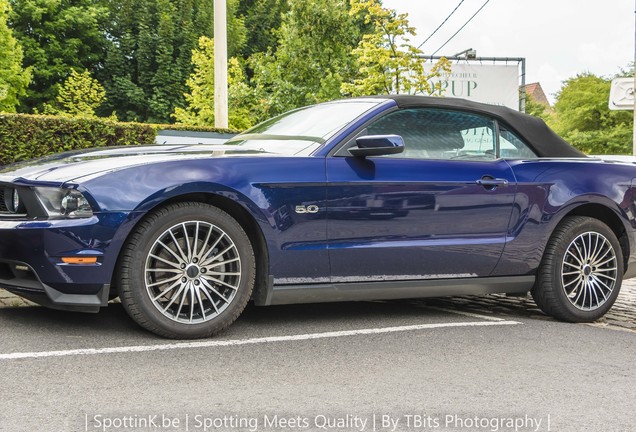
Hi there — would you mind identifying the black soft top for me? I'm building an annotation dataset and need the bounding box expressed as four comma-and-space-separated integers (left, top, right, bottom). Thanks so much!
366, 95, 585, 158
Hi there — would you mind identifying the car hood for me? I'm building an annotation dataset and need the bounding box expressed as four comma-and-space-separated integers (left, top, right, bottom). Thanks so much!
0, 144, 266, 184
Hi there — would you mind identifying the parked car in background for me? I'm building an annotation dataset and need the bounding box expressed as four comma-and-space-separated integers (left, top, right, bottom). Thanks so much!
0, 95, 635, 338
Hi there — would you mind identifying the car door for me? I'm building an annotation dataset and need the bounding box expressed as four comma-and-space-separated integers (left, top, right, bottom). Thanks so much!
326, 107, 517, 282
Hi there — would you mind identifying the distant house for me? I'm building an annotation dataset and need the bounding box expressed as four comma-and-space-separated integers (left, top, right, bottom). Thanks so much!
525, 82, 553, 111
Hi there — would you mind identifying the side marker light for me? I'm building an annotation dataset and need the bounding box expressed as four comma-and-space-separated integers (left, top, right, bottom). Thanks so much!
61, 257, 98, 265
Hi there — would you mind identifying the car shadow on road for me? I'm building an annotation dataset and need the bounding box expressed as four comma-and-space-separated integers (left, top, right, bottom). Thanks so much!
0, 294, 546, 342
0, 302, 146, 336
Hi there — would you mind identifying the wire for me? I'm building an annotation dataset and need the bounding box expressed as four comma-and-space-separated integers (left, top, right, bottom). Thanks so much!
431, 0, 492, 56
417, 0, 466, 50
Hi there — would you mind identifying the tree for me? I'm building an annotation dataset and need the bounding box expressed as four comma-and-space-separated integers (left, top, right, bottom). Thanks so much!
99, 0, 246, 122
9, 0, 108, 112
550, 73, 632, 154
0, 0, 30, 112
147, 0, 182, 121
524, 92, 551, 122
48, 69, 105, 117
250, 0, 364, 116
342, 0, 450, 97
237, 0, 288, 58
221, 0, 247, 57
173, 36, 263, 129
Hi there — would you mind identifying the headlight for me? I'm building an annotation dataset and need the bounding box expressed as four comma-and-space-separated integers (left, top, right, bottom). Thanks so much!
34, 187, 93, 218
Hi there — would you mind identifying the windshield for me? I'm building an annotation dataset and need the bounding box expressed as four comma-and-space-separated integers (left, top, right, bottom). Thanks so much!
225, 101, 380, 155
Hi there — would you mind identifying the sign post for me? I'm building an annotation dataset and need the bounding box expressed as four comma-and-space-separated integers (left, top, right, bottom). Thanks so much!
214, 0, 228, 129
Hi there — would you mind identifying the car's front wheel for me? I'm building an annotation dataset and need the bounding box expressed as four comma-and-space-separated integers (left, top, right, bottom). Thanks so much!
118, 202, 255, 339
532, 216, 623, 322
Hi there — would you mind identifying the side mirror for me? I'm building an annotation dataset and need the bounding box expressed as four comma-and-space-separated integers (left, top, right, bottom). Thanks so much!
348, 135, 405, 157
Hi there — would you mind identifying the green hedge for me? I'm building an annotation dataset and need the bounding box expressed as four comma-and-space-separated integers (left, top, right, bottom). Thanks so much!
0, 114, 242, 166
0, 113, 157, 166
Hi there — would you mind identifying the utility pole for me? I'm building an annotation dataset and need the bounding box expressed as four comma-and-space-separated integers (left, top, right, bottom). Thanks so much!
633, 0, 635, 155
214, 0, 228, 129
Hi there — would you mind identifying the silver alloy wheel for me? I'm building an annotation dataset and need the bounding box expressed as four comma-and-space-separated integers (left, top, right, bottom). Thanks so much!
561, 231, 618, 311
144, 221, 241, 324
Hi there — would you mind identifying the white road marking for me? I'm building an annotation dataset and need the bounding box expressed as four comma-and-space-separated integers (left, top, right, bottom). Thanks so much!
425, 306, 508, 322
0, 320, 521, 361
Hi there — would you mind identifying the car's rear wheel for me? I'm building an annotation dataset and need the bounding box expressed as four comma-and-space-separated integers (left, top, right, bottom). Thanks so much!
532, 216, 623, 322
118, 202, 255, 339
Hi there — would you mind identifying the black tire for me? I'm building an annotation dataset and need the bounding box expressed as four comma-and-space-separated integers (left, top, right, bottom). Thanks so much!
532, 216, 623, 322
117, 202, 255, 339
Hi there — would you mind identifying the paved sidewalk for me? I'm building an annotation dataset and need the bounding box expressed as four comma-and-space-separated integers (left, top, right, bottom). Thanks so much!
421, 278, 636, 332
1, 279, 635, 332
0, 289, 35, 308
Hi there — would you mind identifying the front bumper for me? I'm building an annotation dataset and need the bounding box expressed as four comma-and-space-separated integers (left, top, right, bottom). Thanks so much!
0, 260, 109, 312
0, 213, 132, 312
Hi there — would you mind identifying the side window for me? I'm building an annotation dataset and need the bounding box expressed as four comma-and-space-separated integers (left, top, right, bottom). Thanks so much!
499, 125, 537, 159
366, 108, 496, 160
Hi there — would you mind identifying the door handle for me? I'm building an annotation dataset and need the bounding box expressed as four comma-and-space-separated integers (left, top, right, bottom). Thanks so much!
475, 177, 509, 188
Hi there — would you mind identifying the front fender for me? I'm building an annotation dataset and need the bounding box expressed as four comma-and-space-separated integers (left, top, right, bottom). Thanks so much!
80, 156, 330, 284
130, 182, 269, 224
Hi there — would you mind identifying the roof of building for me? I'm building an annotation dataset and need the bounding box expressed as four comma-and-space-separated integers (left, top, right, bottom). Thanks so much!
525, 82, 551, 107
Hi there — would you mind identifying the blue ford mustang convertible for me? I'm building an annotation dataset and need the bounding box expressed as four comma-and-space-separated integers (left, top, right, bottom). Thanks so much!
1, 95, 635, 338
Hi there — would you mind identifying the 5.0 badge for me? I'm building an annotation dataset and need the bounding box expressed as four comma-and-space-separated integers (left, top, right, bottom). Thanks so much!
295, 205, 320, 214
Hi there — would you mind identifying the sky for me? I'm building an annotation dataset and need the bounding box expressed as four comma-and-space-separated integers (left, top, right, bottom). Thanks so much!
383, 0, 633, 104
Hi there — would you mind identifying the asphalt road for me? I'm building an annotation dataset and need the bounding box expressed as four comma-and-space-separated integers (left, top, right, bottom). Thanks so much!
0, 300, 634, 432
